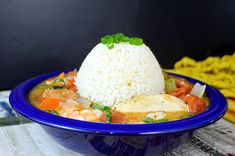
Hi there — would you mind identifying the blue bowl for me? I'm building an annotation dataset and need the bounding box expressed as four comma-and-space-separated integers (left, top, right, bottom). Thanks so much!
9, 71, 227, 156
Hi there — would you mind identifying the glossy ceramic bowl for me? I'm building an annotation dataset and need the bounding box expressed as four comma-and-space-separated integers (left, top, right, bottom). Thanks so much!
9, 71, 227, 156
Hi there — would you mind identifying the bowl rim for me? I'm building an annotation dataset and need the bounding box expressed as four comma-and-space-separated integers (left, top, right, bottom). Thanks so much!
9, 70, 227, 135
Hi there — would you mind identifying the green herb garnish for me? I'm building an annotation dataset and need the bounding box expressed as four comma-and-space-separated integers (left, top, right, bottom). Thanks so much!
90, 102, 112, 123
112, 33, 122, 43
119, 34, 129, 42
128, 37, 143, 45
51, 78, 65, 89
101, 35, 112, 44
155, 118, 168, 122
106, 41, 114, 49
103, 106, 112, 123
143, 116, 154, 123
101, 33, 143, 49
90, 102, 104, 110
45, 110, 59, 115
143, 116, 168, 123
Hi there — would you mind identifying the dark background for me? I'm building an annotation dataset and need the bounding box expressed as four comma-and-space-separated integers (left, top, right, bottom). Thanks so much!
1, 0, 235, 89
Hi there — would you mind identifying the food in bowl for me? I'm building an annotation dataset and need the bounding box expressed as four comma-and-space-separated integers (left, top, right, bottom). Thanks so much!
10, 34, 227, 155
28, 33, 208, 124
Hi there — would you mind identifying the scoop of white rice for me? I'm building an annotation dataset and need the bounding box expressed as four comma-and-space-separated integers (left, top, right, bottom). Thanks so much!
75, 42, 164, 106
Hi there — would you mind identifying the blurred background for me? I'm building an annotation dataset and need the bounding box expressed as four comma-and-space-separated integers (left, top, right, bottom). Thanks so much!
1, 0, 235, 90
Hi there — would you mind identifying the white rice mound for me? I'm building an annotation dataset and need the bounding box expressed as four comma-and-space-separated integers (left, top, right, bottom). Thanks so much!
75, 43, 165, 106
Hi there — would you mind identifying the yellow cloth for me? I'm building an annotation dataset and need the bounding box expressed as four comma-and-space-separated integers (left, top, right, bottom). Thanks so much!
224, 98, 235, 123
164, 53, 235, 123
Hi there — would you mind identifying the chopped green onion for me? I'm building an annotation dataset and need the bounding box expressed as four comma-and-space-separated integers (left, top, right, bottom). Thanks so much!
101, 35, 111, 44
129, 37, 143, 45
106, 41, 114, 49
143, 116, 168, 123
103, 106, 112, 123
90, 102, 112, 123
45, 110, 58, 115
119, 35, 129, 42
112, 33, 122, 43
90, 102, 104, 110
143, 116, 154, 123
101, 33, 143, 49
155, 118, 168, 122
111, 33, 129, 43
51, 78, 65, 89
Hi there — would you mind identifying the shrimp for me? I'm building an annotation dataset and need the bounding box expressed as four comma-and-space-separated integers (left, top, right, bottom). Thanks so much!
59, 108, 77, 118
60, 109, 105, 122
67, 111, 85, 120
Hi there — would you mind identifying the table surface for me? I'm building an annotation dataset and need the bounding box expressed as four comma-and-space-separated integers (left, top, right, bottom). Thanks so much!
1, 90, 235, 156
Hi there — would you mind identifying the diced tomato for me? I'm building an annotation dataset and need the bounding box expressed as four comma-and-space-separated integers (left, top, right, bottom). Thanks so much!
169, 87, 190, 98
98, 113, 107, 122
176, 79, 192, 88
39, 98, 60, 110
111, 110, 125, 123
169, 85, 192, 98
68, 71, 77, 77
98, 110, 124, 123
184, 95, 207, 114
66, 79, 75, 89
169, 79, 193, 98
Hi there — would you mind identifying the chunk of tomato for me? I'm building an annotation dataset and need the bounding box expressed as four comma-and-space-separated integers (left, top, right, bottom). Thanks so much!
169, 87, 190, 98
176, 79, 192, 88
111, 110, 125, 123
184, 95, 207, 114
66, 79, 75, 89
98, 110, 125, 123
169, 79, 193, 98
